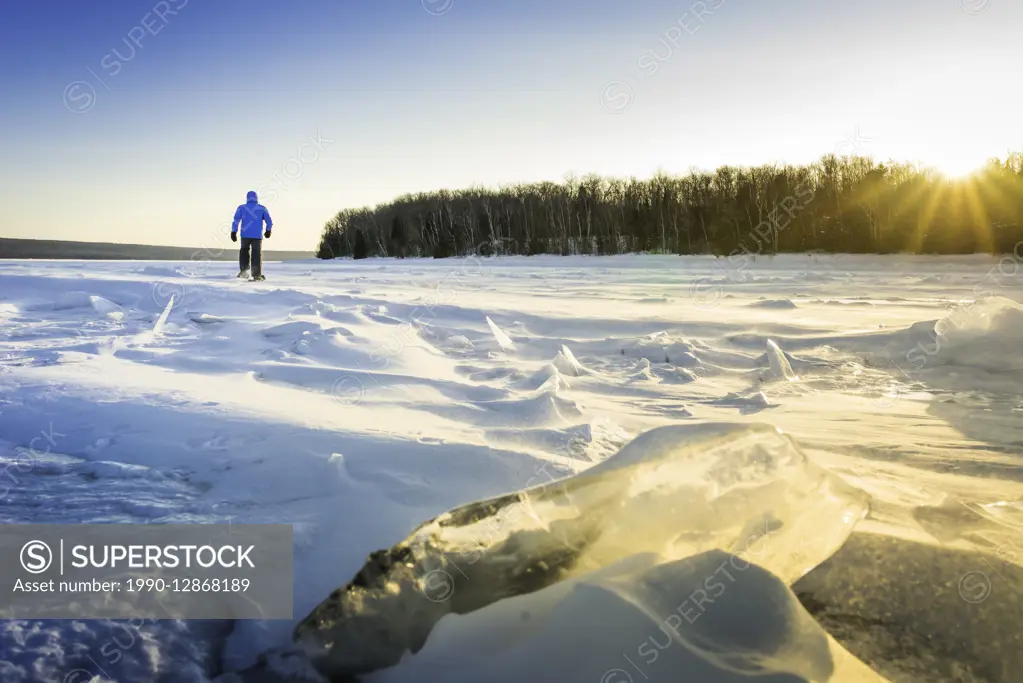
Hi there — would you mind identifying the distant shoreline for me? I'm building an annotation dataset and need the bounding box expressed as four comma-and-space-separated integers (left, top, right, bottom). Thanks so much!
0, 238, 314, 261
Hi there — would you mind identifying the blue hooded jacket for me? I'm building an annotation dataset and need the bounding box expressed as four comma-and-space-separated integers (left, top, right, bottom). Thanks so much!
232, 191, 273, 239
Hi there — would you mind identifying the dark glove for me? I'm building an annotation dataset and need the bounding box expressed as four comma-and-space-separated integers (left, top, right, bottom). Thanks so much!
264, 230, 271, 239
230, 232, 237, 243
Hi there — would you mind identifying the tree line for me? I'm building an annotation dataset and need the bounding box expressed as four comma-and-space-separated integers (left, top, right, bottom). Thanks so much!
316, 152, 1023, 260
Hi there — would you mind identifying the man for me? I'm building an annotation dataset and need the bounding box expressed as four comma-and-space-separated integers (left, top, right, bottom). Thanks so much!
230, 190, 274, 280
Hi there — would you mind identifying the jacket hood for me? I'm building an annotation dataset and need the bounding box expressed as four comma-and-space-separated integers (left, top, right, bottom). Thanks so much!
246, 190, 258, 203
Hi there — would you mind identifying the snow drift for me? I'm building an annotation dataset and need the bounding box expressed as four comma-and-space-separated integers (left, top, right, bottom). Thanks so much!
926, 296, 1023, 372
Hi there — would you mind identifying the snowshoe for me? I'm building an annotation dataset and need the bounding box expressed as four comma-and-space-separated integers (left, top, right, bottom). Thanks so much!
251, 275, 266, 282
237, 270, 249, 279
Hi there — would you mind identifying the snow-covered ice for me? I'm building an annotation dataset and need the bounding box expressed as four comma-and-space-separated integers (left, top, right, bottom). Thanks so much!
0, 254, 1022, 683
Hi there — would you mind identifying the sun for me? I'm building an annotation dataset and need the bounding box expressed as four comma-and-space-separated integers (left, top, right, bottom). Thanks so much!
930, 152, 986, 180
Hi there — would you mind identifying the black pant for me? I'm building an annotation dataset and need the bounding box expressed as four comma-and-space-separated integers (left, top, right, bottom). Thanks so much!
239, 237, 262, 277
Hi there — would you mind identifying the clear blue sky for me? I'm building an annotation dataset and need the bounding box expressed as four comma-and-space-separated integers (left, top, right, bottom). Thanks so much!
1, 0, 1020, 250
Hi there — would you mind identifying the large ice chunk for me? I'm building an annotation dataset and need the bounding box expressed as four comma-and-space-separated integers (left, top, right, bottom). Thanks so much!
292, 422, 868, 680
376, 549, 887, 683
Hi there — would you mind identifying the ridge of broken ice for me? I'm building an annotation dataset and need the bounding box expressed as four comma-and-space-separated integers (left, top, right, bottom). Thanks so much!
552, 345, 592, 377
761, 339, 799, 382
486, 316, 516, 351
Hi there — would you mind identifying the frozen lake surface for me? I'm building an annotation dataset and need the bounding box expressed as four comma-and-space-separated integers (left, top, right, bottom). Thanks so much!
0, 254, 1021, 682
